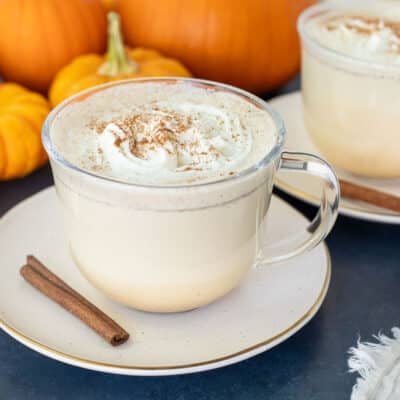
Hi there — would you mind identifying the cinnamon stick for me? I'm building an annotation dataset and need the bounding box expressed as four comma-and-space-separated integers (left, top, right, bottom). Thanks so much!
20, 256, 129, 346
340, 179, 400, 213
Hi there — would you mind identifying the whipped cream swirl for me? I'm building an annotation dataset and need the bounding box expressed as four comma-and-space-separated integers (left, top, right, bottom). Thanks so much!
96, 102, 253, 183
308, 13, 400, 64
51, 82, 277, 185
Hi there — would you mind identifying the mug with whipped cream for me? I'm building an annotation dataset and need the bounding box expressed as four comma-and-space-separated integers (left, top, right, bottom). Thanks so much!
299, 0, 400, 178
43, 78, 339, 313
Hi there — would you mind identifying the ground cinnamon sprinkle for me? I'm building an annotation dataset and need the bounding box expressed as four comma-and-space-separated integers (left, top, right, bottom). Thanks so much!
88, 119, 108, 134
90, 104, 236, 173
177, 165, 203, 172
324, 15, 400, 53
93, 108, 195, 159
114, 137, 122, 147
326, 15, 400, 38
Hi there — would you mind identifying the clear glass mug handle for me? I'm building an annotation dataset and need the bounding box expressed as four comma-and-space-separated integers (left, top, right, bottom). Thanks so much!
257, 151, 340, 266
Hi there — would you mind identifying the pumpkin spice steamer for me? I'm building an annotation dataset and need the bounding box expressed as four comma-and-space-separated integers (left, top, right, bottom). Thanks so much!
299, 0, 400, 177
43, 78, 339, 313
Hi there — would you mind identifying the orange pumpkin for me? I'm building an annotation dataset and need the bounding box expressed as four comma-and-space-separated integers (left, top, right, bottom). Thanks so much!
117, 0, 316, 93
0, 0, 107, 93
0, 83, 51, 180
49, 12, 192, 106
102, 0, 118, 10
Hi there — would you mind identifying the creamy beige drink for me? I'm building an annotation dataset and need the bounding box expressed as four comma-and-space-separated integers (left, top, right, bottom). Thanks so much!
299, 1, 400, 177
44, 78, 340, 312
49, 80, 277, 312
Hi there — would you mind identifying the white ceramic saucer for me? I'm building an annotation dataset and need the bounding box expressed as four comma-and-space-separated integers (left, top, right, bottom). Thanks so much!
270, 91, 400, 224
0, 187, 330, 376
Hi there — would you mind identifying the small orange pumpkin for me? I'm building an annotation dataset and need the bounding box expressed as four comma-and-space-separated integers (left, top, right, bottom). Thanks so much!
49, 12, 192, 107
0, 83, 51, 180
117, 0, 316, 93
0, 0, 107, 93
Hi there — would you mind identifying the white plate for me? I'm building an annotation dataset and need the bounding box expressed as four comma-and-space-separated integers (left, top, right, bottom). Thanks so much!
271, 91, 400, 224
0, 187, 330, 376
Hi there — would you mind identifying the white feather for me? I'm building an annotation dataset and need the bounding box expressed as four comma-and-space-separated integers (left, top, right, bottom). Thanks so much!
349, 328, 400, 400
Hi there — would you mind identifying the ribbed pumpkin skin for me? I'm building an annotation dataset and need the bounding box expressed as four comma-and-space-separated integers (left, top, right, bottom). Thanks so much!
0, 0, 107, 93
0, 84, 51, 180
101, 0, 118, 10
117, 0, 316, 93
49, 48, 192, 107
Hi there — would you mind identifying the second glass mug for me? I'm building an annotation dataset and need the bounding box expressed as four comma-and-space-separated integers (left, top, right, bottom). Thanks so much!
43, 78, 340, 313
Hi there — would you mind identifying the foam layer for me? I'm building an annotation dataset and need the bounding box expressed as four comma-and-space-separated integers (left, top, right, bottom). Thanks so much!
305, 3, 400, 64
51, 81, 277, 185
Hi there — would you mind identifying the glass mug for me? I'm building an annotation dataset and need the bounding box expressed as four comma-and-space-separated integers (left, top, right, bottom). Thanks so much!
298, 1, 400, 178
43, 78, 340, 313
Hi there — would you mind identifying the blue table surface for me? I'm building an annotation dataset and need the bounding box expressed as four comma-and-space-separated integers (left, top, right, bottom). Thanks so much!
1, 78, 399, 400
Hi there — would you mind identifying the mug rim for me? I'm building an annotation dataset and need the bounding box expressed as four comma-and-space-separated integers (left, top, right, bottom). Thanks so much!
297, 0, 400, 76
42, 77, 286, 190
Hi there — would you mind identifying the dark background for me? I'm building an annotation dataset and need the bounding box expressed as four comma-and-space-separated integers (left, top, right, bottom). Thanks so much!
1, 77, 399, 400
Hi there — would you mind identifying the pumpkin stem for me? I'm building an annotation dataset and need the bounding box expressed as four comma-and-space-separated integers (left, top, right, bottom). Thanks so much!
98, 12, 138, 76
